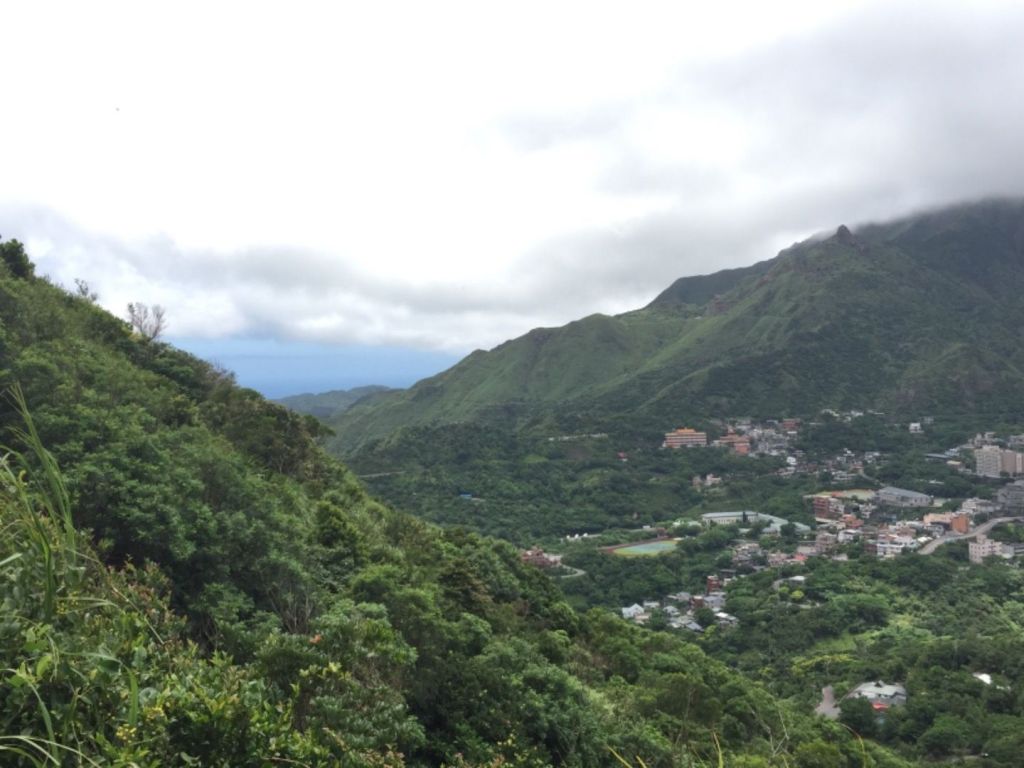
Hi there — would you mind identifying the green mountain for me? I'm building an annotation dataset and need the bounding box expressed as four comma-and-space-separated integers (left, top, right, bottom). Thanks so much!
328, 199, 1024, 453
0, 240, 902, 765
276, 384, 393, 420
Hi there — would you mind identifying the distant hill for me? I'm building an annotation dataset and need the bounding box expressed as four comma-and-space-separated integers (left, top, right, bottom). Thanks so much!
275, 384, 393, 420
328, 199, 1024, 453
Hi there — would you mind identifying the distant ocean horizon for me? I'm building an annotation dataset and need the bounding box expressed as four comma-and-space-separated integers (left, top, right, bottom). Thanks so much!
168, 337, 462, 399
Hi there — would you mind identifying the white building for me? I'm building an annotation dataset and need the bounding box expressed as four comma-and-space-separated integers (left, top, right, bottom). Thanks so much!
969, 534, 1009, 564
875, 487, 932, 508
975, 446, 1003, 478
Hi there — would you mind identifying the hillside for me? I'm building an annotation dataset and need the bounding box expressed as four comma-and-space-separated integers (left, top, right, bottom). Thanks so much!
276, 384, 393, 420
0, 239, 901, 766
328, 199, 1024, 454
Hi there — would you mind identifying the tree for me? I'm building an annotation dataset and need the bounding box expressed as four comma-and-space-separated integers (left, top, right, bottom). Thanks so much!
74, 278, 98, 302
839, 695, 877, 738
920, 714, 971, 756
794, 739, 846, 768
127, 302, 167, 340
0, 238, 34, 278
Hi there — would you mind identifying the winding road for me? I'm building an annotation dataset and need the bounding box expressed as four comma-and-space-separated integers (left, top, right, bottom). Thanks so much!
917, 516, 1024, 555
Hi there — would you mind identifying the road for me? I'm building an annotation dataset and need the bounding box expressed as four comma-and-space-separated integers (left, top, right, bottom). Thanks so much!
555, 565, 587, 579
917, 516, 1024, 555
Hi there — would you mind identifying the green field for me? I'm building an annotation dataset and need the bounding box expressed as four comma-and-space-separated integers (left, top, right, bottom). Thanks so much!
611, 539, 679, 556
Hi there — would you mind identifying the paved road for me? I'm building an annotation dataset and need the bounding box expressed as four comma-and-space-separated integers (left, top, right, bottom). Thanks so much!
917, 516, 1024, 555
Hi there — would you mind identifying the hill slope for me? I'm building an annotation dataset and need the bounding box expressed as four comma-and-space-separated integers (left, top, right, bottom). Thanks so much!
0, 239, 900, 765
276, 384, 393, 419
329, 199, 1024, 453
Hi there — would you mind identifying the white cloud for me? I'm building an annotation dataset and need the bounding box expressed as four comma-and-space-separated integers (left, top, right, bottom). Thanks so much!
2, 0, 1024, 352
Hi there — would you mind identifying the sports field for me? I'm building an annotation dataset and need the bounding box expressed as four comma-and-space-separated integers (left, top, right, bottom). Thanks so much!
610, 539, 678, 556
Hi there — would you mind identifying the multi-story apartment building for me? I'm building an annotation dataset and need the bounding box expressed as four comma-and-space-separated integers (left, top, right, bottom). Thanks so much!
663, 428, 707, 448
975, 445, 1003, 478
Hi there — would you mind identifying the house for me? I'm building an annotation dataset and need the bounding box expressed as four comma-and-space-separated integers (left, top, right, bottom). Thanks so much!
621, 604, 645, 620
714, 611, 739, 627
849, 681, 907, 710
874, 531, 919, 559
703, 591, 727, 611
837, 528, 862, 544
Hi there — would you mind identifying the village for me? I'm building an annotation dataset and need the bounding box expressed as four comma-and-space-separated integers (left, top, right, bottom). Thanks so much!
522, 415, 1024, 639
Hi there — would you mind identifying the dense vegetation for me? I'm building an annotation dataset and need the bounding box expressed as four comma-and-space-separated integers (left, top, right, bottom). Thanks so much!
0, 241, 900, 765
349, 423, 798, 544
708, 549, 1024, 765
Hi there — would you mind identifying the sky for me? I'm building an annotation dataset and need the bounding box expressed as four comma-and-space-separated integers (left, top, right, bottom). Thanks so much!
3, 1, 1024, 395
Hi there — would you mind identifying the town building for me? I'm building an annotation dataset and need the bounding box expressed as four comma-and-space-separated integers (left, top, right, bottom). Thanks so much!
997, 481, 1024, 513
713, 431, 751, 455
875, 486, 932, 508
814, 531, 838, 554
663, 427, 708, 448
975, 446, 1024, 478
874, 532, 919, 559
969, 534, 1007, 564
812, 494, 844, 519
922, 512, 971, 534
960, 497, 999, 518
1003, 450, 1024, 476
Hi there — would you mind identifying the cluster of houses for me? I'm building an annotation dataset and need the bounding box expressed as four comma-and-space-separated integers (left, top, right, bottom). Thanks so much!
620, 581, 738, 633
662, 418, 800, 457
811, 487, 965, 558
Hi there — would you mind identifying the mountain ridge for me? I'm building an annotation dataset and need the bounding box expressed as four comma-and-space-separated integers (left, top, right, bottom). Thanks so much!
327, 198, 1024, 453
275, 384, 394, 420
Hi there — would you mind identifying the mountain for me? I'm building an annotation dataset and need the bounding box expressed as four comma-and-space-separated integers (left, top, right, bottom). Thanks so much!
276, 384, 393, 420
0, 238, 902, 766
328, 199, 1024, 453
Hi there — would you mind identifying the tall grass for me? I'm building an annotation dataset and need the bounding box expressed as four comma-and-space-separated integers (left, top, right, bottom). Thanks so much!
0, 385, 94, 766
1, 385, 80, 622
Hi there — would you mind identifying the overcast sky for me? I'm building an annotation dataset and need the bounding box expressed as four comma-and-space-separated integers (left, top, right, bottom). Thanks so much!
3, 1, 1024, 389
